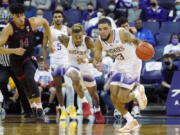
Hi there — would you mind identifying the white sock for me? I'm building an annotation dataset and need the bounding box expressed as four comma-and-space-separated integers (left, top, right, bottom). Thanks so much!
30, 102, 37, 108
123, 112, 134, 123
94, 107, 100, 112
80, 96, 88, 103
36, 103, 43, 109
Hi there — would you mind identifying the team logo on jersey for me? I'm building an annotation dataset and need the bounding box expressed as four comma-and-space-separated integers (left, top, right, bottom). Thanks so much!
26, 26, 30, 32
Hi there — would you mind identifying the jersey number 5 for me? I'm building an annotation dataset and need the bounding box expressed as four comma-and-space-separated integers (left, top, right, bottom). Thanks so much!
20, 38, 29, 48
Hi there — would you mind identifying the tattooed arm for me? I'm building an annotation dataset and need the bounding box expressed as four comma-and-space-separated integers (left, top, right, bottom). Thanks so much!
119, 29, 141, 46
85, 36, 95, 63
58, 34, 70, 47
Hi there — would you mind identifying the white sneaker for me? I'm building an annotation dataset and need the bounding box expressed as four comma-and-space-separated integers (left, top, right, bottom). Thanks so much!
134, 85, 147, 110
117, 119, 140, 133
131, 106, 140, 117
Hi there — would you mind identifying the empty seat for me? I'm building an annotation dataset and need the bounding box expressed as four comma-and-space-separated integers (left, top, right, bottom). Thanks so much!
155, 33, 171, 46
141, 61, 162, 84
43, 10, 53, 24
154, 45, 164, 61
160, 22, 180, 34
64, 9, 82, 27
143, 22, 160, 35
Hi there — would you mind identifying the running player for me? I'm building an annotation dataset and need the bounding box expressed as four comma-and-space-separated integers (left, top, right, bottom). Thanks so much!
0, 3, 53, 120
53, 23, 105, 123
94, 18, 147, 132
49, 10, 76, 120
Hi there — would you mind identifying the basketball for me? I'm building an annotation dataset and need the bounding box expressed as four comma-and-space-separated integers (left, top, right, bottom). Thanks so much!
136, 42, 155, 61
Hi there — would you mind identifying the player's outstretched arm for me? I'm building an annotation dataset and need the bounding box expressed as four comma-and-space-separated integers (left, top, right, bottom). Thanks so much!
29, 17, 54, 53
58, 34, 69, 47
119, 29, 141, 46
85, 36, 95, 63
93, 39, 103, 71
0, 24, 26, 55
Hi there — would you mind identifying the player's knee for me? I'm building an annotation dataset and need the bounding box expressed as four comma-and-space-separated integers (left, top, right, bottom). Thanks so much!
69, 70, 81, 81
49, 87, 56, 94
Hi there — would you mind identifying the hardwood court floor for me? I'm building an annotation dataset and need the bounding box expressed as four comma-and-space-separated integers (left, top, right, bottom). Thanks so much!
0, 115, 180, 135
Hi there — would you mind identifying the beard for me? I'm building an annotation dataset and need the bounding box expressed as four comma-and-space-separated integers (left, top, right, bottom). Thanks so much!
101, 33, 111, 41
54, 20, 62, 25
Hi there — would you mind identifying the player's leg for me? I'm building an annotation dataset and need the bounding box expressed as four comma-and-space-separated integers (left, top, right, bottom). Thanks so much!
110, 85, 139, 133
110, 73, 147, 132
11, 63, 38, 115
66, 67, 91, 118
83, 75, 104, 123
23, 60, 45, 120
64, 75, 76, 119
52, 66, 67, 120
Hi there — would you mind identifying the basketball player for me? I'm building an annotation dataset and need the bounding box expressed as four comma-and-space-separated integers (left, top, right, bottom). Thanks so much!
116, 17, 141, 117
0, 3, 54, 120
94, 18, 147, 132
49, 10, 76, 120
53, 24, 105, 123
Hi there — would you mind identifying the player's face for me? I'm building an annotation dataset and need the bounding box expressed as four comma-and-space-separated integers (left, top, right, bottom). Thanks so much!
72, 32, 83, 46
53, 13, 63, 25
98, 23, 111, 41
12, 13, 25, 26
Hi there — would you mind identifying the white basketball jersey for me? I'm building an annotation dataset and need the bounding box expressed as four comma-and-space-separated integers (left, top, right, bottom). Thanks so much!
50, 25, 68, 42
50, 25, 69, 68
67, 35, 89, 66
50, 40, 68, 66
99, 28, 142, 76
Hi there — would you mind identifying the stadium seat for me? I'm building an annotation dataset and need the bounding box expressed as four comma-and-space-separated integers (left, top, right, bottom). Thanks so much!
64, 9, 82, 27
143, 22, 160, 35
96, 0, 109, 9
160, 22, 180, 34
43, 10, 53, 24
155, 33, 171, 46
140, 61, 162, 84
154, 45, 164, 61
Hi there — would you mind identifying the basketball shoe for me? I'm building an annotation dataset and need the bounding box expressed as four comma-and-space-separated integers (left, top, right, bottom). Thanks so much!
67, 106, 77, 119
134, 84, 147, 110
82, 102, 92, 118
117, 119, 140, 133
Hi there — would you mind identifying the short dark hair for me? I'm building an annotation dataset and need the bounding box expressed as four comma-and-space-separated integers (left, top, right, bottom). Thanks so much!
98, 18, 111, 26
9, 3, 26, 14
72, 23, 84, 33
116, 17, 128, 27
52, 10, 64, 17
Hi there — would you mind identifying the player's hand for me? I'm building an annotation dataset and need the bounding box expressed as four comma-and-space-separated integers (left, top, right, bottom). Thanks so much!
93, 60, 103, 72
77, 57, 88, 64
13, 48, 26, 56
